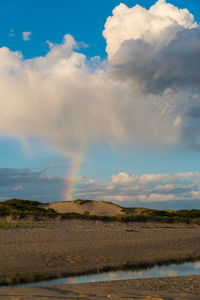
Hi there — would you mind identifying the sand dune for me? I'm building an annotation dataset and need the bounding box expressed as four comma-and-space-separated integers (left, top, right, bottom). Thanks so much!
44, 199, 124, 215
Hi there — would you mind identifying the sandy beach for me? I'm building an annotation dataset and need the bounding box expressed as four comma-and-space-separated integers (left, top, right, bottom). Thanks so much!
1, 219, 200, 298
1, 220, 200, 276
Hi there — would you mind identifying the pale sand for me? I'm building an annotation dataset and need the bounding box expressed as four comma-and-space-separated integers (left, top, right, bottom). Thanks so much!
44, 200, 124, 215
1, 220, 200, 298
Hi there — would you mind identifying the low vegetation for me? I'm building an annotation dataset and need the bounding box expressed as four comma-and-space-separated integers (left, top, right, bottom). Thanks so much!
0, 199, 57, 218
74, 199, 92, 205
122, 207, 200, 224
1, 198, 200, 225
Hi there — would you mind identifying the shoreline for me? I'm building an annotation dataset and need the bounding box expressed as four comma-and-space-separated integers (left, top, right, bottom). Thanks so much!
1, 275, 200, 299
1, 255, 200, 286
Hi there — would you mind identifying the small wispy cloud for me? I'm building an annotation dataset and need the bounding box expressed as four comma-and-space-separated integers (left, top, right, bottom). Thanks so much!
9, 29, 14, 38
13, 185, 23, 191
33, 160, 85, 171
22, 31, 32, 41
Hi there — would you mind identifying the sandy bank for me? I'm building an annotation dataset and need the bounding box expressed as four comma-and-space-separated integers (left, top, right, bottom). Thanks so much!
1, 220, 200, 298
0, 220, 200, 277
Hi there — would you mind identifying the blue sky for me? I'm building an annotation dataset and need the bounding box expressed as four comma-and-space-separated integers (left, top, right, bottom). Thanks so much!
1, 0, 200, 208
1, 0, 200, 58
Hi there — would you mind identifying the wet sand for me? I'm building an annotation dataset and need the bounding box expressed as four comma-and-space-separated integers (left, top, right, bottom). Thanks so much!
1, 219, 200, 298
1, 276, 200, 299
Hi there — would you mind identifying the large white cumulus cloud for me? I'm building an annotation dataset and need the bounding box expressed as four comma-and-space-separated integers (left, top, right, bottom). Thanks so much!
104, 0, 200, 93
104, 0, 196, 58
0, 35, 127, 153
0, 33, 181, 153
1, 0, 200, 153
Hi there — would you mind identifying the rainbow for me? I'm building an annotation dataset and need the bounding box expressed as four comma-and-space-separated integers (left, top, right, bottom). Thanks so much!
62, 146, 85, 201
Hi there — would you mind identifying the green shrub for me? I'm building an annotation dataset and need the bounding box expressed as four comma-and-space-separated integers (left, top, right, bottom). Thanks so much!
83, 211, 90, 216
0, 199, 57, 217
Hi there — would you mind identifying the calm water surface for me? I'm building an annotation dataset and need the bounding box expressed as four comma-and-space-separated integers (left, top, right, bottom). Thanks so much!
13, 261, 200, 287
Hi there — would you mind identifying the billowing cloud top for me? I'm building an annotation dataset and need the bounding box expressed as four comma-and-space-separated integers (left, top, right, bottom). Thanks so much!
103, 0, 196, 58
104, 0, 200, 94
1, 0, 200, 154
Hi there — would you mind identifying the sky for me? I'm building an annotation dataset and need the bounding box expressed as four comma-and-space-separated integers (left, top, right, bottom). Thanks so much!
1, 0, 200, 209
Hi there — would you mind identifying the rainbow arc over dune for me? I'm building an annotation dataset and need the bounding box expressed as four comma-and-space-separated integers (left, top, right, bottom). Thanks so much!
62, 146, 85, 201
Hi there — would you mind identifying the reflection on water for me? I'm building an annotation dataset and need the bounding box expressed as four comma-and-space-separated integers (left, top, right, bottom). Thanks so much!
15, 261, 200, 288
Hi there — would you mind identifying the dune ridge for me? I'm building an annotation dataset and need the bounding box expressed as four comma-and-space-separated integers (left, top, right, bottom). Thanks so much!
43, 199, 124, 216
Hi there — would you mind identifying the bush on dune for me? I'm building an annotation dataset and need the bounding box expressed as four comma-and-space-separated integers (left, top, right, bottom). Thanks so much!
0, 199, 57, 217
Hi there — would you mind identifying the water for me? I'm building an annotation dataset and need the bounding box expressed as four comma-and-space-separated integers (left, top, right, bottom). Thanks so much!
13, 260, 200, 287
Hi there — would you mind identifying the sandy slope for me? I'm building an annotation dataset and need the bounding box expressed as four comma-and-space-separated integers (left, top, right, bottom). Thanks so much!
44, 200, 124, 215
